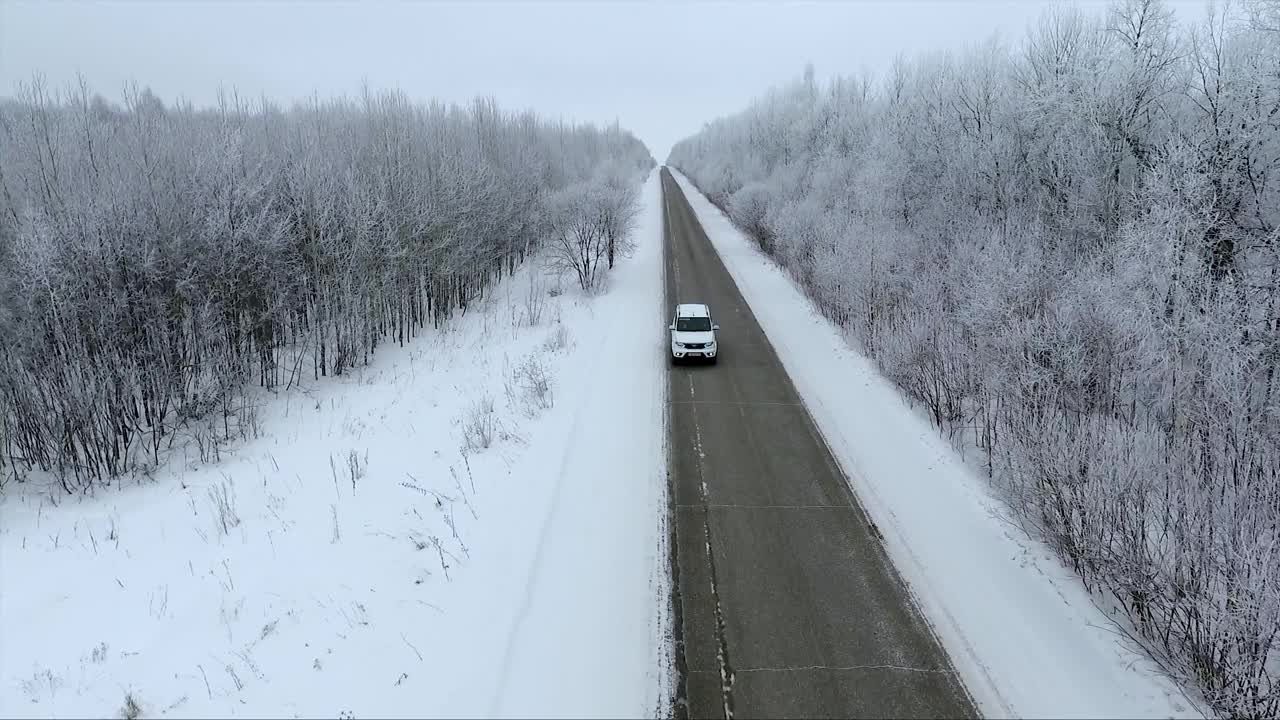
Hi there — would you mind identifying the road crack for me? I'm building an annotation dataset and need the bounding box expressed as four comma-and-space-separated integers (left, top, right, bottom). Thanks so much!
690, 380, 736, 719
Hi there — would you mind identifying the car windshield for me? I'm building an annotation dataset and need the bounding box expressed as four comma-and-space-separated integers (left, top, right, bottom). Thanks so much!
676, 316, 712, 332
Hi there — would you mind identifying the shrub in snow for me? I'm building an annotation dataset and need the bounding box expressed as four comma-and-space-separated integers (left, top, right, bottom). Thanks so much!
460, 395, 499, 452
207, 479, 240, 536
543, 325, 571, 354
117, 691, 142, 720
506, 354, 555, 417
521, 274, 549, 328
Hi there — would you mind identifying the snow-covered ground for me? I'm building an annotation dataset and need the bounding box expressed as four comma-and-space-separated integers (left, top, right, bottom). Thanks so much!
0, 171, 669, 720
670, 169, 1203, 720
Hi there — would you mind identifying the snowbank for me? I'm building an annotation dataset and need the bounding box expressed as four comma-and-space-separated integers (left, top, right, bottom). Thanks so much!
670, 169, 1201, 720
0, 172, 668, 719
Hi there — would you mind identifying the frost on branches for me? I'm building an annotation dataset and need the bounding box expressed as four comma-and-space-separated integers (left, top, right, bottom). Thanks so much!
0, 83, 652, 492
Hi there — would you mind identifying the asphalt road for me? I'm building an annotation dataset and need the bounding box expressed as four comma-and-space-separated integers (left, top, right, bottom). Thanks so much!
661, 168, 978, 719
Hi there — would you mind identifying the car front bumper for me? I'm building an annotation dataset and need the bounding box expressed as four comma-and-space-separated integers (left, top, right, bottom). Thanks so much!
672, 344, 717, 359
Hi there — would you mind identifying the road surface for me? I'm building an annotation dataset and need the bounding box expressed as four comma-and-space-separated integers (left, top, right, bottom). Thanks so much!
661, 168, 978, 719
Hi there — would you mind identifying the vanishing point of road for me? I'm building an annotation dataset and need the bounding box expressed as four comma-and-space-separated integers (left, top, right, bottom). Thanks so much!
661, 167, 979, 719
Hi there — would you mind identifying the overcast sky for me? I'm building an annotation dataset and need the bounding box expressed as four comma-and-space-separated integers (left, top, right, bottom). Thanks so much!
0, 0, 1209, 160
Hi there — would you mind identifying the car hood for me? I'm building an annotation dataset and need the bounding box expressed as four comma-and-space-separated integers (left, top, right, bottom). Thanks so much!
673, 330, 715, 344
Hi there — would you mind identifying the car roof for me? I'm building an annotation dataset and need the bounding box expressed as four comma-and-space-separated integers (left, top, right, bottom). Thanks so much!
675, 303, 710, 317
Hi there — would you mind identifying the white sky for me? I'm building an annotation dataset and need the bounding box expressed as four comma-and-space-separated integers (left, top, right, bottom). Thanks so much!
0, 0, 1209, 160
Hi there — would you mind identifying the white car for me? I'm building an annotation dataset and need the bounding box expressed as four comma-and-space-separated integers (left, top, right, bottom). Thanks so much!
669, 303, 719, 363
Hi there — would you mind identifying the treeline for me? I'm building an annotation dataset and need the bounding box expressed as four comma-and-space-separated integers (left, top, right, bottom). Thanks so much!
669, 0, 1278, 716
0, 80, 652, 491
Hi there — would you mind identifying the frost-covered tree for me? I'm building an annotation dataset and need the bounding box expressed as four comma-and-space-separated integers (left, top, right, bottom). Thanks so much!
0, 80, 652, 491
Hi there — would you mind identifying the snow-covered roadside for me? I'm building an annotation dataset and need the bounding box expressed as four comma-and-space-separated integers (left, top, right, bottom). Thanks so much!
486, 169, 669, 719
0, 171, 667, 720
669, 169, 1202, 720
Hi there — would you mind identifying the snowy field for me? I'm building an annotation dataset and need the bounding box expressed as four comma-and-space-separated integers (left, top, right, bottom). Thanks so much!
670, 169, 1204, 720
0, 172, 669, 720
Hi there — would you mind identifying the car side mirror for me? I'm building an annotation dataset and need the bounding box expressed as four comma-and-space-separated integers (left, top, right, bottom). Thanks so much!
668, 324, 676, 331
712, 324, 720, 331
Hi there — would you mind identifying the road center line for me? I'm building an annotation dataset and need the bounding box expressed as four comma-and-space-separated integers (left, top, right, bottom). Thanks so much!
668, 400, 801, 407
676, 504, 844, 510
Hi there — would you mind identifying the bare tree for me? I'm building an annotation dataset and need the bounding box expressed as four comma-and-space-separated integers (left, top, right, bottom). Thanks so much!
599, 167, 642, 269
545, 183, 611, 292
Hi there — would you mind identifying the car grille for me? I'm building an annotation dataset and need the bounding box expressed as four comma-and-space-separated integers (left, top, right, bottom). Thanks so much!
684, 343, 706, 349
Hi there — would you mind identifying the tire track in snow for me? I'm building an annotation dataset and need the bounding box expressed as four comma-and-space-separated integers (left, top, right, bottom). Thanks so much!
486, 319, 612, 716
